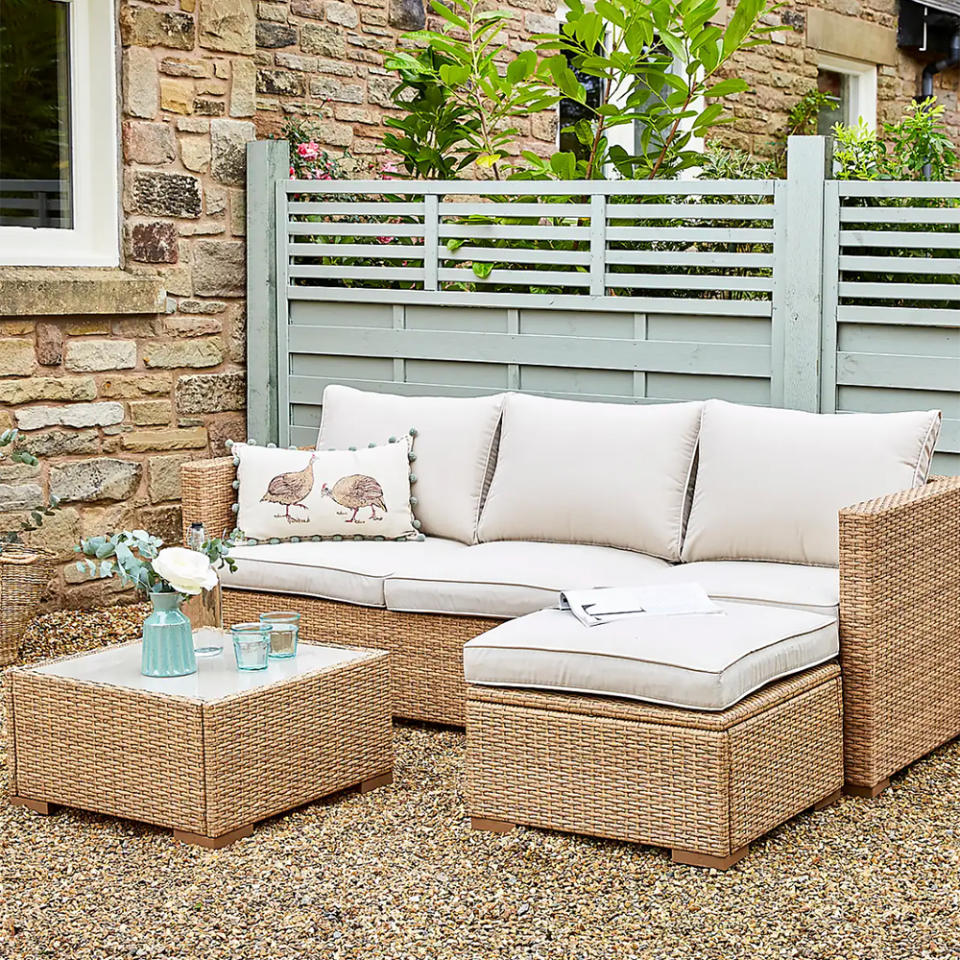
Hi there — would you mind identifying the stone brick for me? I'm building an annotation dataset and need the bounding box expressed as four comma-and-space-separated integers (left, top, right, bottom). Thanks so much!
113, 317, 162, 338
193, 241, 245, 296
177, 117, 211, 133
309, 77, 363, 102
131, 171, 203, 219
16, 403, 124, 431
138, 504, 184, 546
124, 47, 159, 119
257, 21, 298, 46
259, 2, 289, 21
300, 22, 345, 57
161, 78, 196, 114
98, 374, 171, 398
307, 119, 353, 146
277, 52, 319, 71
143, 338, 224, 368
120, 7, 196, 49
0, 338, 34, 376
325, 1, 359, 26
367, 74, 396, 107
176, 372, 246, 414
161, 58, 211, 79
23, 506, 82, 560
389, 0, 424, 29
0, 377, 96, 405
0, 320, 33, 335
0, 484, 43, 513
208, 414, 247, 454
180, 136, 212, 172
131, 221, 180, 264
131, 400, 174, 426
226, 306, 246, 362
257, 68, 304, 95
206, 184, 228, 214
164, 315, 223, 336
50, 459, 143, 503
148, 453, 194, 502
291, 0, 325, 17
316, 57, 356, 76
65, 340, 137, 373
194, 98, 227, 116
179, 299, 228, 314
230, 58, 258, 117
30, 323, 61, 370
123, 121, 178, 164
210, 119, 257, 184
122, 427, 209, 451
334, 104, 378, 124
200, 0, 256, 53
25, 430, 99, 457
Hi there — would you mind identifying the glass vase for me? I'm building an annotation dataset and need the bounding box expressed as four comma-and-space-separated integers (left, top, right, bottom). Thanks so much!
141, 591, 197, 678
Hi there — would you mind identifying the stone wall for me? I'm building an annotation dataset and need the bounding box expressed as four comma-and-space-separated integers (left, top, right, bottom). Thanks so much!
0, 0, 259, 607
712, 2, 959, 159
253, 0, 560, 166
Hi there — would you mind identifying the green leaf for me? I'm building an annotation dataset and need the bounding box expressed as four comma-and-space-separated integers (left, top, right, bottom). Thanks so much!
429, 0, 468, 28
472, 260, 494, 279
549, 150, 577, 179
704, 78, 749, 97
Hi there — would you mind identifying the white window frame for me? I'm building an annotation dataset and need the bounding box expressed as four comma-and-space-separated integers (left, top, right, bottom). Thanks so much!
818, 52, 878, 130
0, 0, 120, 266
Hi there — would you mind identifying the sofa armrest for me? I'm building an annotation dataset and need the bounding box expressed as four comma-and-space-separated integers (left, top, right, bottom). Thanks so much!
180, 457, 237, 543
838, 476, 960, 788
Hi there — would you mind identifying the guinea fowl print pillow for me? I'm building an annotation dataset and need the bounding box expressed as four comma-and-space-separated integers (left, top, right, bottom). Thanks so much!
231, 438, 421, 544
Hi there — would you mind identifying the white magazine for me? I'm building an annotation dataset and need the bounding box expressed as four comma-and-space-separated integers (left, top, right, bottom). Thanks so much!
559, 583, 721, 627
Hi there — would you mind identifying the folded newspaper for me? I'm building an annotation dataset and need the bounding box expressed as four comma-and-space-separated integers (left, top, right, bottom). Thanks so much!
559, 583, 721, 627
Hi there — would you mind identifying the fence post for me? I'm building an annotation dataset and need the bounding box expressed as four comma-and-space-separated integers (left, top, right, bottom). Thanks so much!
246, 139, 290, 446
589, 193, 606, 298
774, 135, 826, 413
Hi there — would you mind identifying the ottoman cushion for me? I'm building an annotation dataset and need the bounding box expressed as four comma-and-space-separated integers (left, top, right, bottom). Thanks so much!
463, 602, 838, 711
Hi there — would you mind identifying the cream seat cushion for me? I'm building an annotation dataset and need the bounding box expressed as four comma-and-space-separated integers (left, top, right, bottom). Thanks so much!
383, 541, 672, 619
667, 561, 840, 618
682, 400, 941, 566
221, 538, 467, 607
463, 602, 839, 711
478, 393, 702, 561
317, 385, 504, 545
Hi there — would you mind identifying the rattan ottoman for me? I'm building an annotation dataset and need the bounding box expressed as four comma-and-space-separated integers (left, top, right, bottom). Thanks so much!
467, 663, 843, 869
5, 641, 393, 848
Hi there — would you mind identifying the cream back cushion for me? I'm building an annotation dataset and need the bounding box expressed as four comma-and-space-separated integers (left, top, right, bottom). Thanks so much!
477, 394, 703, 560
318, 386, 504, 544
681, 400, 942, 566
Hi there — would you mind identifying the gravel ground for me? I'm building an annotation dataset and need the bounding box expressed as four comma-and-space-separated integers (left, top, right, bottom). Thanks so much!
2, 608, 959, 960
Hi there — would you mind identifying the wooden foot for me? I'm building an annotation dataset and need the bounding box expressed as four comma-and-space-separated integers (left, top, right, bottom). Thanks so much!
173, 824, 253, 849
359, 771, 393, 794
844, 778, 890, 799
10, 796, 54, 815
671, 845, 749, 870
471, 816, 516, 834
813, 788, 842, 811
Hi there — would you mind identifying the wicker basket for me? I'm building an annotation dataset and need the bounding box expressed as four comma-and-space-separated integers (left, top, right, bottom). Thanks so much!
0, 546, 53, 666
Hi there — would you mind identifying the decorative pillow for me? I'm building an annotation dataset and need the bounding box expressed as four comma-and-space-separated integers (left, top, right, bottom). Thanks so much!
477, 393, 704, 561
231, 438, 421, 544
317, 385, 504, 545
681, 400, 943, 567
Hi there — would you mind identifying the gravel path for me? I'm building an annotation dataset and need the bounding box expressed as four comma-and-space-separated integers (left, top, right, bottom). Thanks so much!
2, 608, 959, 960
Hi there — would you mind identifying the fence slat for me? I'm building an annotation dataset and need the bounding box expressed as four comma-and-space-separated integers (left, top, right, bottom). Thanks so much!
606, 249, 774, 268
437, 267, 590, 287
288, 241, 423, 259
836, 351, 960, 391
838, 254, 960, 275
606, 226, 773, 243
286, 284, 773, 316
840, 229, 960, 249
288, 201, 425, 216
287, 325, 771, 376
423, 194, 439, 291
442, 245, 590, 265
438, 201, 591, 216
607, 203, 775, 220
839, 205, 960, 224
837, 305, 960, 326
289, 264, 426, 281
604, 272, 773, 292
839, 280, 960, 300
438, 223, 588, 240
839, 180, 960, 199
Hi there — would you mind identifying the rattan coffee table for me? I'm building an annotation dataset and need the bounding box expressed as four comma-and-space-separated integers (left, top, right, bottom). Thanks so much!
5, 640, 392, 848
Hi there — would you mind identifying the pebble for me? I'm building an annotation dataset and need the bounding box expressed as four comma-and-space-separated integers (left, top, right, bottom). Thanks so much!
2, 606, 960, 958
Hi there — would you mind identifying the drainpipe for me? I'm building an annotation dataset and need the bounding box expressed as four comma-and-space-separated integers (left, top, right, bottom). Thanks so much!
920, 29, 960, 178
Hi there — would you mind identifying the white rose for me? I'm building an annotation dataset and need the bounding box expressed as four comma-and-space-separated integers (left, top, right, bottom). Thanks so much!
152, 547, 218, 596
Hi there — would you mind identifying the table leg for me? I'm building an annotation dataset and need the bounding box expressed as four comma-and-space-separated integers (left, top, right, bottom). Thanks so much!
173, 824, 254, 849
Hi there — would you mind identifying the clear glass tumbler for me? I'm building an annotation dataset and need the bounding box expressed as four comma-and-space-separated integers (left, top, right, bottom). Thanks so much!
259, 611, 300, 659
231, 622, 271, 671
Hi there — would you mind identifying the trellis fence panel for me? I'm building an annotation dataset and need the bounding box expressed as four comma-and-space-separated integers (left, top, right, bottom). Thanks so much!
247, 137, 960, 473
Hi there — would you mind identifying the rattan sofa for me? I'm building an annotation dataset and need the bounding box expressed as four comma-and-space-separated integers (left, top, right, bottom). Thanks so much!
181, 392, 960, 800
182, 465, 960, 801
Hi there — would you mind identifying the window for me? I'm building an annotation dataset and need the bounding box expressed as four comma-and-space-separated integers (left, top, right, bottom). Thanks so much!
0, 0, 119, 266
816, 53, 877, 132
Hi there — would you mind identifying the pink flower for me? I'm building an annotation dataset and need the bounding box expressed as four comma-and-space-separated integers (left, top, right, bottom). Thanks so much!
297, 141, 320, 160
382, 162, 399, 180
376, 236, 396, 244
289, 166, 296, 178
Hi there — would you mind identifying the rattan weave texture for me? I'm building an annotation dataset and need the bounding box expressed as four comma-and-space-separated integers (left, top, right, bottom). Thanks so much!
5, 643, 393, 839
465, 664, 844, 858
0, 547, 53, 666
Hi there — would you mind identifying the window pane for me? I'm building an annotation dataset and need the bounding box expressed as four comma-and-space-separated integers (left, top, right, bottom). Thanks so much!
816, 69, 844, 136
559, 49, 604, 162
0, 0, 72, 229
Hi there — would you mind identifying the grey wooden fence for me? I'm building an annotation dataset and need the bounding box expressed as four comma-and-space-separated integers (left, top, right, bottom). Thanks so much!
247, 136, 960, 474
